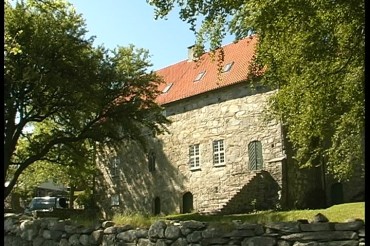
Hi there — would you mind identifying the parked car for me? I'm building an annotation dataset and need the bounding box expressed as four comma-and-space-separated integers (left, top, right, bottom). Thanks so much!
24, 196, 68, 215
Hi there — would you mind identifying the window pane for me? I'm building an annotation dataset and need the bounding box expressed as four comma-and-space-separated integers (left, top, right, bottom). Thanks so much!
162, 83, 173, 93
222, 61, 234, 73
189, 144, 200, 168
194, 71, 206, 82
213, 154, 219, 164
213, 140, 225, 165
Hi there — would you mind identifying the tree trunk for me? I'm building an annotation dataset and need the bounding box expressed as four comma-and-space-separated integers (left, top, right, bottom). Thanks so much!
69, 185, 75, 209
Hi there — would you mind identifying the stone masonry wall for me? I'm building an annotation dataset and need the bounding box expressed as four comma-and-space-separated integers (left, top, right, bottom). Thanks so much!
4, 213, 365, 246
94, 137, 187, 219
95, 83, 287, 217
157, 84, 285, 214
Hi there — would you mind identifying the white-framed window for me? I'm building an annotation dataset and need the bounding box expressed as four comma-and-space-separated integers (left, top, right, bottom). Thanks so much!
213, 140, 225, 166
109, 156, 120, 178
189, 144, 200, 170
248, 140, 263, 170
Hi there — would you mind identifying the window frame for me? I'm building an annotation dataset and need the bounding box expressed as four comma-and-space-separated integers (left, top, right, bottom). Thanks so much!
194, 71, 206, 82
162, 83, 173, 93
110, 156, 120, 178
189, 144, 201, 170
213, 139, 225, 166
111, 194, 120, 206
222, 61, 234, 73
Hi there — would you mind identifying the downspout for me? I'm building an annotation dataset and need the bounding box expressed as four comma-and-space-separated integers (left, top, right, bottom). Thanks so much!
276, 83, 288, 209
92, 141, 97, 207
279, 116, 288, 209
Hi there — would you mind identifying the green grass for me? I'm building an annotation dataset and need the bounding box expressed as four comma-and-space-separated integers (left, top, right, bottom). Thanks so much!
111, 212, 161, 229
71, 202, 364, 228
163, 202, 365, 225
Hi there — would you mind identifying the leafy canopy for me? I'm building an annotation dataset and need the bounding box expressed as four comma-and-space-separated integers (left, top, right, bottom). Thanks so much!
148, 0, 365, 181
4, 0, 170, 199
13, 121, 97, 201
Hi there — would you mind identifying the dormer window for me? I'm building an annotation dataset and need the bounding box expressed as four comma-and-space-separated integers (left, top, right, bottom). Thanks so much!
194, 71, 206, 82
222, 61, 234, 73
162, 83, 173, 93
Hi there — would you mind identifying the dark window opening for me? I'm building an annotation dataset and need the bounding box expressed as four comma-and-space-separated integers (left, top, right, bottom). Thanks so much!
154, 197, 161, 215
331, 183, 344, 205
148, 150, 156, 172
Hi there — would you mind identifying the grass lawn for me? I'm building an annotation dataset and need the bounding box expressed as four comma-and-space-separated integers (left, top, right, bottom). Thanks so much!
107, 202, 364, 228
163, 202, 364, 224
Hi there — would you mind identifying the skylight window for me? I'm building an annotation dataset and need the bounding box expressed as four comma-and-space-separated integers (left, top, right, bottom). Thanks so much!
162, 83, 173, 93
194, 71, 206, 82
222, 61, 234, 73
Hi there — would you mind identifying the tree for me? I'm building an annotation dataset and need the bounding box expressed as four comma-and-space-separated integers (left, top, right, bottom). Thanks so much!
10, 121, 96, 206
4, 0, 170, 200
148, 0, 365, 181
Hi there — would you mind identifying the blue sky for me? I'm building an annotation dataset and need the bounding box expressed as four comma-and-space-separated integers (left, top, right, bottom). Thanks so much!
69, 0, 235, 71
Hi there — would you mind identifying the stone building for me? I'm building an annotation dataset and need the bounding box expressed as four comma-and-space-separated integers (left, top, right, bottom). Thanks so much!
94, 35, 364, 219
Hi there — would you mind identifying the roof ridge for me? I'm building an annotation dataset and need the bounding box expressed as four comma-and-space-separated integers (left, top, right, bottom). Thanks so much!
155, 35, 256, 72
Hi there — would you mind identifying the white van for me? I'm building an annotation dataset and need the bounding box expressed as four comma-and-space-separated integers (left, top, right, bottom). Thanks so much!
24, 196, 68, 215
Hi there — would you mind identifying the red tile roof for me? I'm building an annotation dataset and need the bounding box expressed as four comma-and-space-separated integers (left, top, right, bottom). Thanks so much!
155, 35, 258, 105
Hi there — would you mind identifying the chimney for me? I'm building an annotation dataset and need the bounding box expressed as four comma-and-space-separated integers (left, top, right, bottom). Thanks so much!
187, 45, 196, 62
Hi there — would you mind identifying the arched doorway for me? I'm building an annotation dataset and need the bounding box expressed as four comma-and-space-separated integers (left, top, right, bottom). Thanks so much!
182, 192, 193, 213
153, 197, 160, 215
330, 183, 344, 205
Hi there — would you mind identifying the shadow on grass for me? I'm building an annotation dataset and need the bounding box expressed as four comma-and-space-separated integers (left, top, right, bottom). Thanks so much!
163, 202, 365, 224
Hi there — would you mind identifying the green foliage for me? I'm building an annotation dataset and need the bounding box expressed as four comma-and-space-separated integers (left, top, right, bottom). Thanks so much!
4, 0, 170, 199
75, 188, 95, 208
148, 0, 365, 181
112, 211, 159, 228
12, 120, 97, 198
13, 162, 65, 197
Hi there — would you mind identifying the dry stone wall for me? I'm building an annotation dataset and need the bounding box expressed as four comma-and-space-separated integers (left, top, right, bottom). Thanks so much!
4, 213, 365, 246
